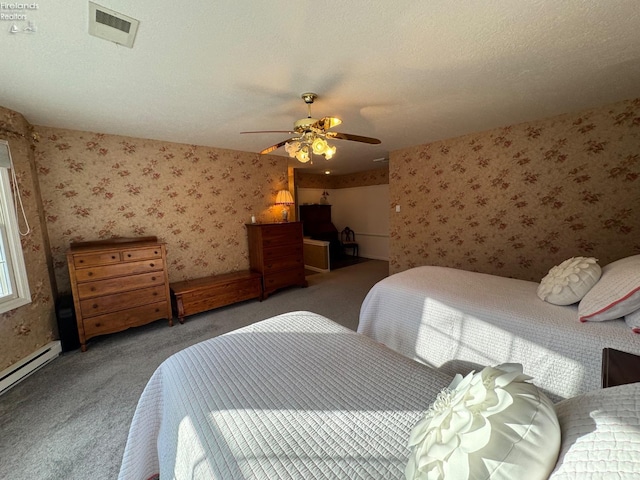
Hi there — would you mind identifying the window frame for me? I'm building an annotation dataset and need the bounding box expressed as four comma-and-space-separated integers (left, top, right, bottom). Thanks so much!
0, 150, 31, 313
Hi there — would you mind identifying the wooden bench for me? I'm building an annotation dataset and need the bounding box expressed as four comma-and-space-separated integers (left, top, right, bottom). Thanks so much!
170, 270, 262, 323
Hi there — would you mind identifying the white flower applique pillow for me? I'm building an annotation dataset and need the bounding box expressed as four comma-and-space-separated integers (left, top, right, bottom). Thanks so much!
406, 363, 560, 480
537, 257, 601, 306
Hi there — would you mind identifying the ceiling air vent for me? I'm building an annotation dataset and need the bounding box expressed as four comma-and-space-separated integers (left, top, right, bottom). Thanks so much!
88, 2, 139, 48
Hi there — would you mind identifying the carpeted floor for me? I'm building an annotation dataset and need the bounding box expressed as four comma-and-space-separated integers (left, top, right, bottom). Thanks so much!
0, 260, 388, 480
305, 255, 370, 276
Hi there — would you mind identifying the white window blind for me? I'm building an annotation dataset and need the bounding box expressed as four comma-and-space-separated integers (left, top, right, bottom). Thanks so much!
0, 140, 31, 313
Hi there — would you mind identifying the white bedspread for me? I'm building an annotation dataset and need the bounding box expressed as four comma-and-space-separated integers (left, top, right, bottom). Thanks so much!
358, 266, 640, 401
118, 311, 453, 480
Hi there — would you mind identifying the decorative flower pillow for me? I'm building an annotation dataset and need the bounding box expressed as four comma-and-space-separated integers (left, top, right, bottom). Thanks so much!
406, 363, 560, 480
537, 257, 601, 306
579, 254, 640, 322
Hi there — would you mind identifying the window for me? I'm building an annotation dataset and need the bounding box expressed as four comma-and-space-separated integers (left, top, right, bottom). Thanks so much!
0, 140, 31, 313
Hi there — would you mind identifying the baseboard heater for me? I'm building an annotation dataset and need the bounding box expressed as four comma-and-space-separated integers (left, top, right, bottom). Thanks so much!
0, 341, 61, 396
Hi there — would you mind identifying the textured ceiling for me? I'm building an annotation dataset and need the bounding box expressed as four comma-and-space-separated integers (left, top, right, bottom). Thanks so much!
1, 1, 639, 174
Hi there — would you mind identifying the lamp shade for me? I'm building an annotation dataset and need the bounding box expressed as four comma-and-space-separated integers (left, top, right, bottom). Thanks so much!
275, 190, 294, 205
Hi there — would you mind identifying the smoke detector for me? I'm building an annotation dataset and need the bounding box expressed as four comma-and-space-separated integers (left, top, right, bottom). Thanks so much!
88, 2, 139, 48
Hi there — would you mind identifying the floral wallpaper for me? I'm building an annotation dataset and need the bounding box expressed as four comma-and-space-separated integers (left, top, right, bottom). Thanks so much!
390, 98, 640, 281
0, 107, 56, 371
296, 167, 388, 189
34, 127, 288, 295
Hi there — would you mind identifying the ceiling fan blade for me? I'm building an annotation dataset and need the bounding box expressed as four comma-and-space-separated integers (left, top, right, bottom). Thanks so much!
259, 139, 294, 155
312, 116, 342, 131
325, 131, 381, 144
241, 130, 295, 134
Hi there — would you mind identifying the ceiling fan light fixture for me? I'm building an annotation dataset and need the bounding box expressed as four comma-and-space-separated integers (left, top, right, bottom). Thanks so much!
324, 144, 336, 160
242, 92, 380, 164
312, 137, 328, 155
296, 146, 310, 163
284, 141, 297, 155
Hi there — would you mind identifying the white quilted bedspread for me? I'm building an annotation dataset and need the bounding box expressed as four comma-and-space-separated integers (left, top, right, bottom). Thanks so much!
358, 266, 640, 402
118, 311, 453, 480
550, 382, 640, 479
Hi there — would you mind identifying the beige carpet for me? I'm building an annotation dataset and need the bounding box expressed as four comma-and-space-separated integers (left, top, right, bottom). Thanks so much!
0, 260, 388, 480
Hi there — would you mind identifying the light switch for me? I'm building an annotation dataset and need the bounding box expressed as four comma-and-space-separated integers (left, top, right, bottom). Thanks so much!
395, 205, 401, 213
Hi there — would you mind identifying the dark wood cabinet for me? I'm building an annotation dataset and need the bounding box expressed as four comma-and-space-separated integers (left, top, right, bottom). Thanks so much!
299, 204, 333, 236
67, 237, 172, 351
246, 222, 307, 299
602, 348, 640, 388
299, 204, 340, 258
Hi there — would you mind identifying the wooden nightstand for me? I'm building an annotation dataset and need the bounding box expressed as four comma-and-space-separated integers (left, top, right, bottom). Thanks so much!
601, 348, 640, 388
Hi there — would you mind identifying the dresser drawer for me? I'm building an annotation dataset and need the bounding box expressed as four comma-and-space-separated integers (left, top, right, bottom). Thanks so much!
76, 271, 166, 299
122, 246, 163, 262
264, 268, 306, 292
263, 254, 304, 273
80, 285, 167, 318
74, 258, 165, 282
260, 225, 301, 247
263, 243, 303, 262
73, 251, 122, 268
83, 301, 169, 338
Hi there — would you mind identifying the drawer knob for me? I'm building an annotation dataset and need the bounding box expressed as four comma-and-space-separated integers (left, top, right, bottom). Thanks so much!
150, 263, 155, 267
79, 259, 84, 263
153, 292, 158, 296
90, 287, 96, 292
88, 272, 93, 276
111, 255, 116, 259
151, 276, 156, 281
127, 254, 132, 257
92, 304, 98, 309
155, 308, 160, 312
154, 251, 158, 255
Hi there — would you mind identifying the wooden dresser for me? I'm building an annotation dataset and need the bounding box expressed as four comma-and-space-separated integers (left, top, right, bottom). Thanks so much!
67, 237, 172, 351
246, 222, 308, 299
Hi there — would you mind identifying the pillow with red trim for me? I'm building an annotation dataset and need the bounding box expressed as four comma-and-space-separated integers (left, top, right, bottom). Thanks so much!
625, 309, 640, 334
578, 255, 640, 322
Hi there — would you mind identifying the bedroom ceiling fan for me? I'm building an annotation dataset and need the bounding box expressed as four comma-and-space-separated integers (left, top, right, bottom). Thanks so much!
240, 92, 381, 164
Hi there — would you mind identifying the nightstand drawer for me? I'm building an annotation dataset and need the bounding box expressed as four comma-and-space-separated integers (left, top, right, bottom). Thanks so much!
80, 285, 167, 317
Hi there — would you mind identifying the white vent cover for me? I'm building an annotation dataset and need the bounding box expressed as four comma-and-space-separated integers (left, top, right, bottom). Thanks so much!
88, 2, 139, 48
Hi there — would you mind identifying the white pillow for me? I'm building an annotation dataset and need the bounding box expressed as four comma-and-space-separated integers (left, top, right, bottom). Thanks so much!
624, 308, 640, 333
537, 257, 601, 305
549, 382, 640, 479
579, 254, 640, 322
406, 363, 560, 480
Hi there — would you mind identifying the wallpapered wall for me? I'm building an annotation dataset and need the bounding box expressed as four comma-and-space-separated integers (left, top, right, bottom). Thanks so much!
390, 98, 640, 281
0, 107, 56, 371
34, 127, 288, 295
296, 167, 388, 189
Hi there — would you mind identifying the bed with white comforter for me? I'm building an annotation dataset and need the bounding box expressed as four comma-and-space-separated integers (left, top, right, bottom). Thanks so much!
358, 266, 639, 401
119, 310, 640, 479
118, 311, 453, 480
